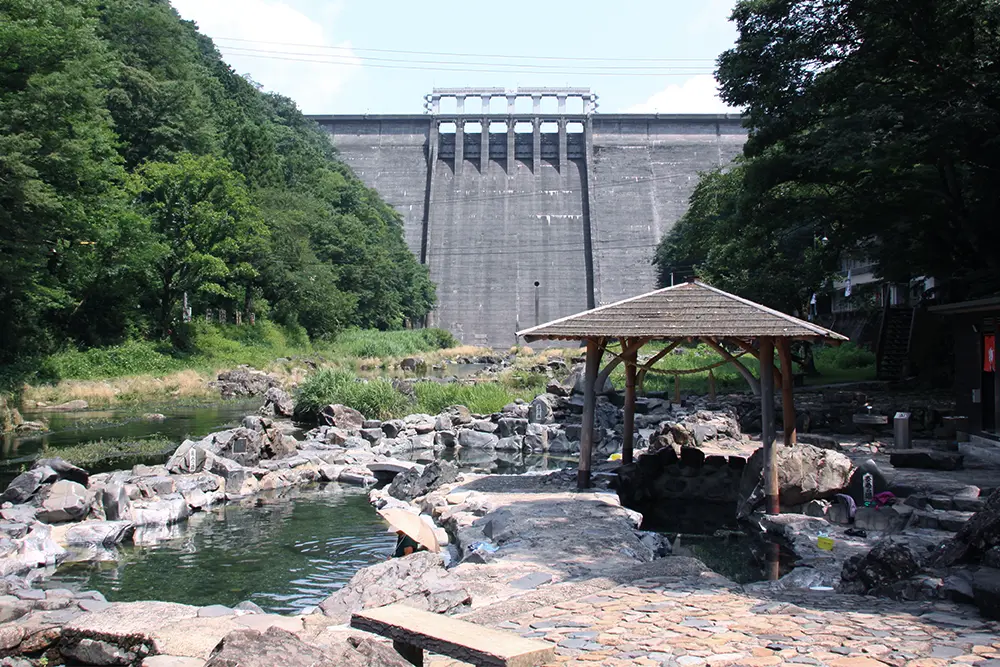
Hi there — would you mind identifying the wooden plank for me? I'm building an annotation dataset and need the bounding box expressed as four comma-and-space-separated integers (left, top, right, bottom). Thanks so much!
351, 605, 555, 667
759, 337, 779, 514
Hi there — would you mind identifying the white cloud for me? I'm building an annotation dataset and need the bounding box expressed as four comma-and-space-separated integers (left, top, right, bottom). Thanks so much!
627, 75, 738, 114
170, 0, 360, 114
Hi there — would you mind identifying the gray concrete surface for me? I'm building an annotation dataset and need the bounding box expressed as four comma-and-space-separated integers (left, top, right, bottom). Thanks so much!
310, 111, 747, 347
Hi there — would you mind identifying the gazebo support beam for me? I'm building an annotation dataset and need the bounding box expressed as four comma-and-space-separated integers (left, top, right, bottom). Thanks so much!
596, 338, 647, 389
759, 338, 779, 514
579, 337, 604, 489
732, 339, 783, 390
705, 338, 761, 396
777, 339, 797, 446
622, 341, 638, 465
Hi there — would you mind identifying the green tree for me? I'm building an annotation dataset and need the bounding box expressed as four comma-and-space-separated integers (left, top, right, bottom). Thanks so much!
708, 0, 1000, 300
130, 153, 269, 334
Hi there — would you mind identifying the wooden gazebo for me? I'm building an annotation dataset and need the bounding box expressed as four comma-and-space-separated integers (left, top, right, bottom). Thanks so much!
517, 281, 847, 513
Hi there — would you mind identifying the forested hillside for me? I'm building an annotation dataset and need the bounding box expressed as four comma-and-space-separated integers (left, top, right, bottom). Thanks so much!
654, 0, 1000, 313
0, 0, 434, 366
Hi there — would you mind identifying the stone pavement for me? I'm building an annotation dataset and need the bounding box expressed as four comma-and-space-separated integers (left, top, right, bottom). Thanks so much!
427, 572, 1000, 667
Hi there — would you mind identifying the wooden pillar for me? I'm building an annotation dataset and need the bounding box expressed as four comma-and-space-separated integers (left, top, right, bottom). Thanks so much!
708, 369, 716, 401
579, 338, 601, 489
759, 338, 779, 514
623, 344, 637, 465
777, 339, 797, 446
673, 375, 681, 404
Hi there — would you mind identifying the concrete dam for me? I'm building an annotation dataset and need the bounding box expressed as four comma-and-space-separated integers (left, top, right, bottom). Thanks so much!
309, 88, 746, 348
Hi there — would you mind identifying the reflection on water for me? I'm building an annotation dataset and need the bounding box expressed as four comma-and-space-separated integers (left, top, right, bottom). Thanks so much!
1, 401, 258, 476
668, 531, 797, 584
38, 484, 395, 614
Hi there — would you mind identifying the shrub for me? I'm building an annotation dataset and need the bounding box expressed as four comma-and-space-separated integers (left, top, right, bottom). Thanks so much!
331, 329, 459, 359
413, 381, 530, 416
814, 342, 876, 371
295, 369, 409, 420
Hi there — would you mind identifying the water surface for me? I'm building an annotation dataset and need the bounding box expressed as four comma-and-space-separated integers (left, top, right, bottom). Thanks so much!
39, 484, 394, 614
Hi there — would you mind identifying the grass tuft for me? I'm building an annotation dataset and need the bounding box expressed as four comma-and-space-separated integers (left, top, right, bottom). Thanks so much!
39, 436, 176, 467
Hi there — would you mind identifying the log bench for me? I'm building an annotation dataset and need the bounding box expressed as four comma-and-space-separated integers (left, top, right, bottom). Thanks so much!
351, 604, 555, 667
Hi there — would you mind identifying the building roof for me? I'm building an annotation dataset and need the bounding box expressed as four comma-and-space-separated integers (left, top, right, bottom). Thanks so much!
517, 281, 849, 343
927, 295, 1000, 315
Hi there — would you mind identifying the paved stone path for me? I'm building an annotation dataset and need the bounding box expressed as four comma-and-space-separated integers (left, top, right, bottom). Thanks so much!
428, 574, 1000, 667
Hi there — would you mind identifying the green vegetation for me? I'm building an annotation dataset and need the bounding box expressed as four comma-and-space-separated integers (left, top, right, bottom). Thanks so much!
295, 368, 541, 421
655, 0, 1000, 309
294, 369, 409, 421
330, 329, 459, 361
37, 436, 175, 467
0, 0, 434, 376
606, 342, 875, 397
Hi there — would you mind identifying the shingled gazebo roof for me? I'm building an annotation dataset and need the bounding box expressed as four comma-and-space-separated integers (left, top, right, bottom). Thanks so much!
517, 281, 847, 343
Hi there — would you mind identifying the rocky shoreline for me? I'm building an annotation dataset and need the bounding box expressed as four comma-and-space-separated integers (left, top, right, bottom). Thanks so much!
0, 378, 998, 665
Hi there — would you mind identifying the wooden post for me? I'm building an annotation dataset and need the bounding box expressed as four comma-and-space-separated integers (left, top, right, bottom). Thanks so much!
623, 344, 637, 465
777, 339, 797, 446
673, 375, 681, 404
759, 338, 779, 514
708, 369, 716, 401
579, 338, 601, 489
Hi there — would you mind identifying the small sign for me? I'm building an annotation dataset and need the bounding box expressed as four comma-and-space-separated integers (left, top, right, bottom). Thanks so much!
816, 536, 835, 551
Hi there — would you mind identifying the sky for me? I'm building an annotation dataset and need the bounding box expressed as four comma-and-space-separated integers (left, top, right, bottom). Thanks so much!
169, 0, 741, 116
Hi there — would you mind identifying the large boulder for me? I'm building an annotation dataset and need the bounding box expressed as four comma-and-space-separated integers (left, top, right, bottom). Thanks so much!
262, 387, 294, 418
840, 540, 924, 597
319, 551, 471, 623
37, 480, 91, 523
736, 443, 854, 518
387, 461, 459, 501
33, 458, 89, 487
930, 488, 1000, 567
0, 468, 54, 505
215, 366, 278, 398
319, 404, 365, 431
65, 521, 134, 547
218, 428, 267, 467
973, 567, 1000, 620
205, 627, 410, 667
101, 484, 133, 522
457, 430, 498, 449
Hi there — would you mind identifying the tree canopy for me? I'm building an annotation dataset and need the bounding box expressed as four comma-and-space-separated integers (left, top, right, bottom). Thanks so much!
655, 0, 1000, 309
0, 0, 434, 363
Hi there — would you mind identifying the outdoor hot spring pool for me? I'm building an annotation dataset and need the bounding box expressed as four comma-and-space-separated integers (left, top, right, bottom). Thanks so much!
35, 484, 396, 614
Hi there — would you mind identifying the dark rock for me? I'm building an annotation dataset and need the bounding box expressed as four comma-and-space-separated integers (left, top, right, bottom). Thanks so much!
931, 488, 1000, 566
840, 541, 923, 596
0, 468, 51, 504
359, 428, 383, 445
434, 430, 457, 449
319, 551, 471, 623
973, 567, 1000, 620
442, 405, 473, 425
33, 458, 88, 486
209, 457, 251, 495
457, 429, 499, 449
101, 484, 132, 522
737, 443, 854, 518
216, 366, 278, 398
796, 434, 842, 451
846, 458, 889, 505
497, 417, 528, 438
262, 387, 294, 417
890, 450, 963, 471
528, 397, 554, 424
381, 419, 405, 439
319, 404, 365, 430
679, 447, 705, 467
387, 460, 459, 501
984, 546, 1000, 568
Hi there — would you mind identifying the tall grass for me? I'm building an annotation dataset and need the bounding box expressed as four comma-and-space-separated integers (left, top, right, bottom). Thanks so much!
330, 328, 457, 359
294, 369, 409, 420
295, 368, 536, 420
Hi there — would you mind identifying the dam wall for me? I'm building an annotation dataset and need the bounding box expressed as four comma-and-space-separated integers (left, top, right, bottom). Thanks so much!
311, 103, 746, 347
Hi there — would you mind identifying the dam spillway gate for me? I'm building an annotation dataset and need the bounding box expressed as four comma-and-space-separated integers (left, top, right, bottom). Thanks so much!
310, 88, 747, 348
